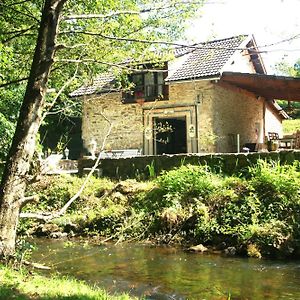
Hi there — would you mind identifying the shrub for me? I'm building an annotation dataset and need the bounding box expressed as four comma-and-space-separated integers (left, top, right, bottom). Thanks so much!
248, 160, 300, 222
157, 164, 221, 206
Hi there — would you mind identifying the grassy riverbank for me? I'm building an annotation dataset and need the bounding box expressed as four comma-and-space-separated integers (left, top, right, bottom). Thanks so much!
0, 265, 135, 300
23, 159, 300, 259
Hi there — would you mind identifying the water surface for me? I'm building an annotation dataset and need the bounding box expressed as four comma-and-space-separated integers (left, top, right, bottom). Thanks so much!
31, 238, 300, 299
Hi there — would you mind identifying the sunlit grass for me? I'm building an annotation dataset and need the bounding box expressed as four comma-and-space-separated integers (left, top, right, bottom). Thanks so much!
0, 265, 136, 300
283, 119, 300, 134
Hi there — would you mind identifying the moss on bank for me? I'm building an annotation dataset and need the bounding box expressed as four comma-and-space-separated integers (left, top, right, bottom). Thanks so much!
0, 265, 135, 300
23, 160, 300, 259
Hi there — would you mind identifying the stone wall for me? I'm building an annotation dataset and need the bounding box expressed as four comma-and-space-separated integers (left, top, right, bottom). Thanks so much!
82, 81, 283, 155
212, 83, 264, 152
78, 150, 300, 179
82, 93, 143, 154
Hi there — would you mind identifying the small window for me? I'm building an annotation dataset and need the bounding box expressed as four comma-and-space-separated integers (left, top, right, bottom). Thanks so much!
122, 65, 169, 104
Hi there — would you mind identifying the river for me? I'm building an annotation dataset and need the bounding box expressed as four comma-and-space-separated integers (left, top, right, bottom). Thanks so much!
30, 238, 300, 299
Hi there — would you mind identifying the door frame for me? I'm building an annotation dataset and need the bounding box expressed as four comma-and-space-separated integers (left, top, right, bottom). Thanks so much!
143, 105, 198, 155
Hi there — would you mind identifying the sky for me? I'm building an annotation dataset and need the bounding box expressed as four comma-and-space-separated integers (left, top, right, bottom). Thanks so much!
186, 0, 300, 74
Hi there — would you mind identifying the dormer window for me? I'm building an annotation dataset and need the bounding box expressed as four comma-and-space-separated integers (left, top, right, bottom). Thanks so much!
122, 66, 169, 103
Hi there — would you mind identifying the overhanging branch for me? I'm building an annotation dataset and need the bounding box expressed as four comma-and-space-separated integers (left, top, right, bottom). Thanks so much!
20, 112, 113, 222
41, 59, 81, 122
58, 31, 263, 54
0, 77, 29, 88
62, 10, 140, 21
56, 58, 168, 73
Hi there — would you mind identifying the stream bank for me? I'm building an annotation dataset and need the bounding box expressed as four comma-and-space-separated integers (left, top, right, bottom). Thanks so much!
22, 160, 300, 259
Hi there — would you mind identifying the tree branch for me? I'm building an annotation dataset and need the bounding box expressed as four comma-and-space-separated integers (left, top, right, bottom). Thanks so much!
19, 195, 39, 208
1, 5, 40, 23
20, 112, 113, 222
58, 31, 262, 53
55, 43, 87, 51
0, 1, 32, 7
19, 212, 53, 222
41, 59, 81, 122
62, 10, 140, 21
0, 25, 36, 36
56, 58, 168, 73
0, 76, 29, 88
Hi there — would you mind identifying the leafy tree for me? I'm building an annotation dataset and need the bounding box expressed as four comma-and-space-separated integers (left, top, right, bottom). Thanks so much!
0, 0, 203, 257
275, 58, 300, 118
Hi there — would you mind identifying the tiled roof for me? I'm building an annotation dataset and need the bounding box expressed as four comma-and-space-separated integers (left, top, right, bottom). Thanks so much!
70, 35, 249, 97
165, 35, 248, 82
69, 73, 118, 97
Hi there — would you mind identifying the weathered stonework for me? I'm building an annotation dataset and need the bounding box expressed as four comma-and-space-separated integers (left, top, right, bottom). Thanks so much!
265, 101, 283, 137
81, 77, 284, 155
78, 150, 300, 179
82, 93, 143, 154
212, 83, 264, 152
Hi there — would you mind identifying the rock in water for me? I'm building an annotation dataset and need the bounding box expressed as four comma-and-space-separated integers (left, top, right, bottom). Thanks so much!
188, 244, 208, 253
224, 246, 236, 256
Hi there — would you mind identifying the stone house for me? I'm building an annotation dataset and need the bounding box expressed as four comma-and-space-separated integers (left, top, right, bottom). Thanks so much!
71, 34, 297, 156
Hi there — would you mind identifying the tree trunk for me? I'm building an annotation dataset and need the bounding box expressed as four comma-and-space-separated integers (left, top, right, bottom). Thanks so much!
0, 0, 67, 258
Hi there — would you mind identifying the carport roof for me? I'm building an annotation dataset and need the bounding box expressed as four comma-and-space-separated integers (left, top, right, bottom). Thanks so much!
220, 72, 300, 102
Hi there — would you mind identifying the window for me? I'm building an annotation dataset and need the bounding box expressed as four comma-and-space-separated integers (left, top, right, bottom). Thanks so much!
122, 67, 169, 103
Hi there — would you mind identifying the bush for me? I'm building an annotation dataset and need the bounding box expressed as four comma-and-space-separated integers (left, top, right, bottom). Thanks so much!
157, 164, 221, 206
248, 160, 300, 221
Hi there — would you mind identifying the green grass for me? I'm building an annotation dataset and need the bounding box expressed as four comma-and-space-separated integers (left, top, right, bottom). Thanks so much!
283, 119, 300, 134
0, 265, 136, 300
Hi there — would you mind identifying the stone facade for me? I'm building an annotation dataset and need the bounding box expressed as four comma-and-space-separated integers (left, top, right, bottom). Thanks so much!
82, 93, 143, 154
81, 79, 283, 154
212, 83, 264, 152
143, 81, 214, 154
81, 41, 284, 155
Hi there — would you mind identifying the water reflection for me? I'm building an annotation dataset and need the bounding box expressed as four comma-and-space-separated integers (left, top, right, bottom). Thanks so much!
31, 238, 300, 300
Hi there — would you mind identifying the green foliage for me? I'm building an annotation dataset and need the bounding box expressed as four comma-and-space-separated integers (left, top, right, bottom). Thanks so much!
146, 160, 156, 179
24, 159, 300, 258
275, 58, 300, 118
157, 165, 220, 204
150, 161, 300, 256
29, 175, 114, 209
0, 112, 14, 161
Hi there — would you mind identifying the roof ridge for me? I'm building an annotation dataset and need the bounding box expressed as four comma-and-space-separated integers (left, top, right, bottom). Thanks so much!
173, 34, 249, 58
175, 34, 249, 49
198, 34, 249, 45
